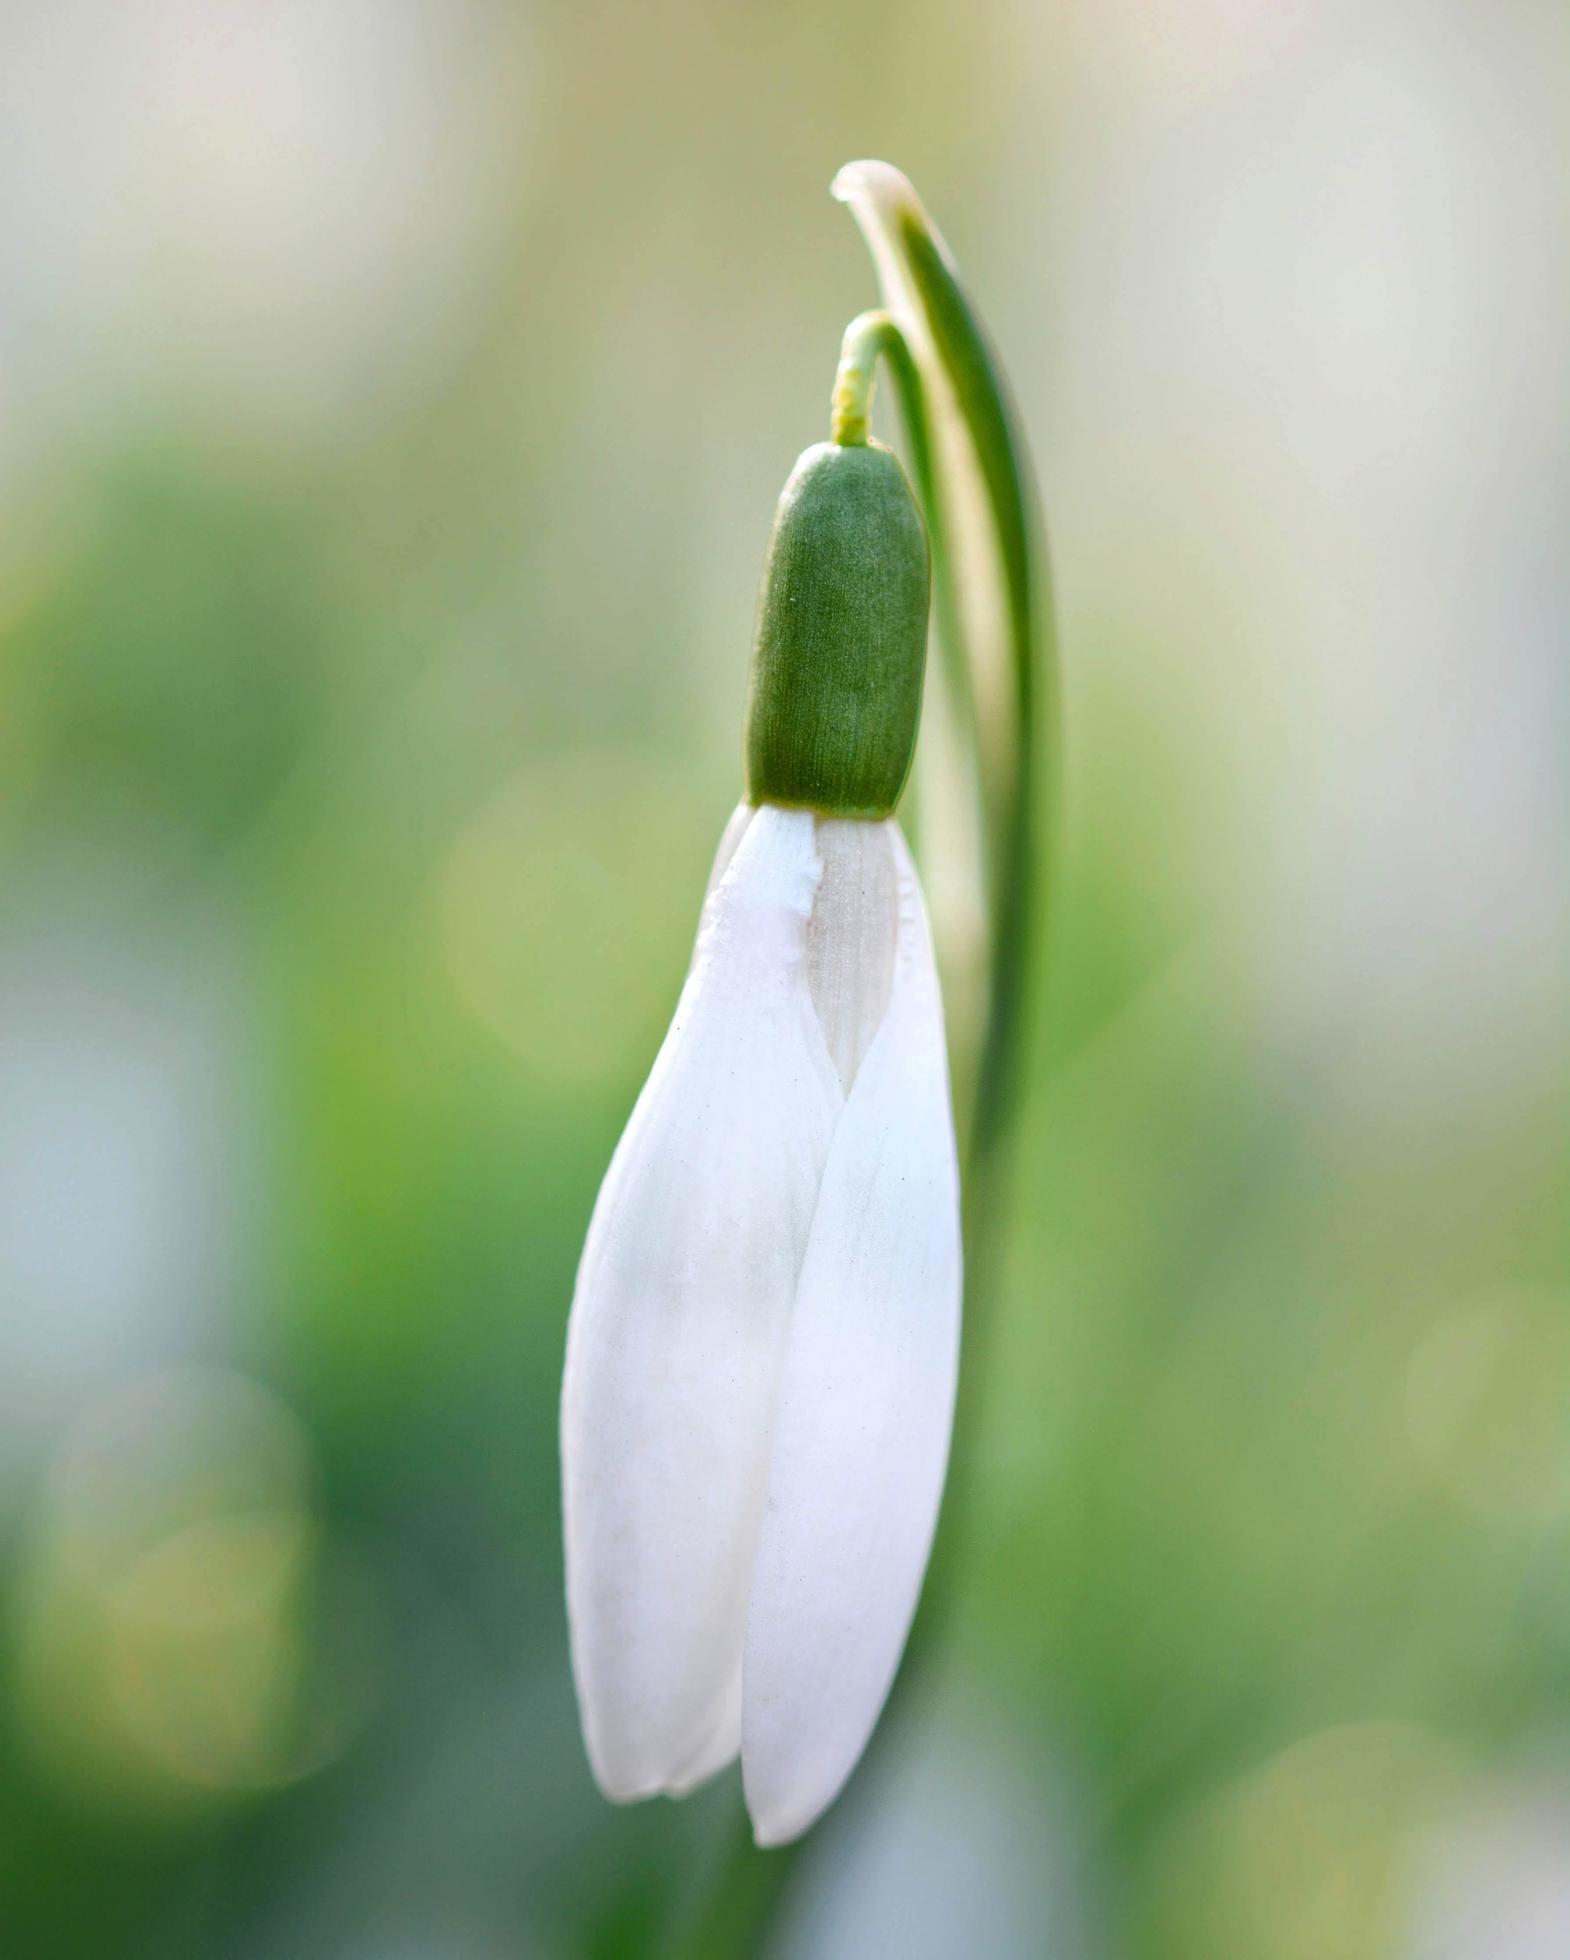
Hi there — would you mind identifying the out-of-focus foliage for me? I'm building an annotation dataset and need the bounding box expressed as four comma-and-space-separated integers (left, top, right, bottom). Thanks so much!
0, 2, 1566, 1956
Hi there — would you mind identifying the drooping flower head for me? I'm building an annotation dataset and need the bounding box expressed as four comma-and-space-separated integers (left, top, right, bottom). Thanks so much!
561, 315, 961, 1846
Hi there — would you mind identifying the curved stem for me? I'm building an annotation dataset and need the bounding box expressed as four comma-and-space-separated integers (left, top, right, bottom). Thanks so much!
828, 308, 905, 446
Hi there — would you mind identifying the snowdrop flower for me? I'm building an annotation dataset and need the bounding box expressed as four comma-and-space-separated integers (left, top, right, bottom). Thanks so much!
561, 432, 962, 1846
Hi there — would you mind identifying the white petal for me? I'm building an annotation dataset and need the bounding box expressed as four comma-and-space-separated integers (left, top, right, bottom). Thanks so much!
562, 804, 841, 1801
742, 822, 962, 1846
704, 800, 755, 900
806, 818, 898, 1092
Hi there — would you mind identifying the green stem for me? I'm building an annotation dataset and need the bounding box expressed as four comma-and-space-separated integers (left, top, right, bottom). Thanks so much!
871, 323, 984, 870
833, 163, 1060, 1649
659, 1811, 804, 1960
828, 309, 904, 446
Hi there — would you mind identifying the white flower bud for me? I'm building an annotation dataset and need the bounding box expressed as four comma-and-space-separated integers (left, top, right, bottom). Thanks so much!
560, 803, 961, 1844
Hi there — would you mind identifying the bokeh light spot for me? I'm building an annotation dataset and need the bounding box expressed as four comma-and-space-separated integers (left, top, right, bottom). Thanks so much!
1405, 1291, 1570, 1524
1147, 1720, 1467, 1960
15, 1367, 369, 1812
436, 750, 715, 1088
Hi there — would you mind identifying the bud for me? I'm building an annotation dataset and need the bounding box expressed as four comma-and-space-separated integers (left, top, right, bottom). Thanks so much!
745, 440, 929, 820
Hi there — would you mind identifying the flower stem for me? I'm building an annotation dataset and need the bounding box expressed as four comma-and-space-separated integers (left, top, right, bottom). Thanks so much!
821, 156, 1057, 1741
828, 309, 905, 446
658, 1810, 803, 1959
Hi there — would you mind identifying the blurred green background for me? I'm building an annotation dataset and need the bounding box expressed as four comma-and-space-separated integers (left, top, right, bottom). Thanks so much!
1, 1, 1567, 1955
